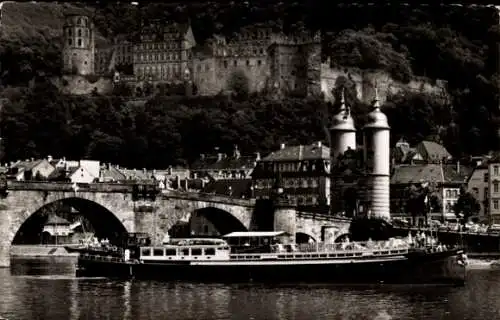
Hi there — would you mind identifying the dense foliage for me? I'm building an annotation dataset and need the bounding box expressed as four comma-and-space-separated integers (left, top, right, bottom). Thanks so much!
1, 3, 500, 166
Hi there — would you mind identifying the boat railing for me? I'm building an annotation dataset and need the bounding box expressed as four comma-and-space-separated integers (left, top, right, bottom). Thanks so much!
80, 253, 127, 263
294, 240, 410, 253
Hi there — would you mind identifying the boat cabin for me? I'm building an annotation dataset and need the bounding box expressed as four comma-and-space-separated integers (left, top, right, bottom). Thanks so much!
222, 231, 292, 254
139, 238, 231, 262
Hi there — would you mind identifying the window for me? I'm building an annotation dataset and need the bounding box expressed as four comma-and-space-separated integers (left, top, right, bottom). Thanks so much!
182, 248, 190, 256
191, 248, 202, 256
494, 182, 498, 193
257, 60, 262, 66
246, 60, 250, 66
77, 18, 82, 25
68, 39, 72, 46
166, 249, 176, 256
234, 60, 237, 66
77, 29, 82, 37
473, 187, 479, 195
205, 248, 215, 255
485, 188, 489, 200
141, 248, 151, 256
495, 166, 499, 175
153, 248, 164, 256
494, 200, 499, 210
77, 39, 82, 47
484, 173, 489, 183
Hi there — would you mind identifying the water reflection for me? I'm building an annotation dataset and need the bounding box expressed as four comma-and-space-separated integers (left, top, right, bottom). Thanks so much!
3, 258, 500, 319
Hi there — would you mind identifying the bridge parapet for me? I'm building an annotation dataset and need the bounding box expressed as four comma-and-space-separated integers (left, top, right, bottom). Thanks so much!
6, 181, 136, 193
162, 190, 256, 207
296, 211, 352, 224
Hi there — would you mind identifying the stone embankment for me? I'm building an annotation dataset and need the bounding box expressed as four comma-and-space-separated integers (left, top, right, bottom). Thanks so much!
10, 245, 78, 257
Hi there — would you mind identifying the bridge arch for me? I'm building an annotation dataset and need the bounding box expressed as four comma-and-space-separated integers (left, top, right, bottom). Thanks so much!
11, 197, 128, 246
188, 207, 248, 237
333, 233, 351, 243
295, 232, 316, 244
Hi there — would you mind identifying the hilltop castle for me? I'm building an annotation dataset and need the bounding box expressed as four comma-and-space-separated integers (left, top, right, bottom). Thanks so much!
61, 13, 448, 103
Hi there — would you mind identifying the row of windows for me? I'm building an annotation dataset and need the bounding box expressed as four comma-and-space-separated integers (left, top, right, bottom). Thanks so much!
142, 247, 217, 257
135, 52, 186, 62
67, 38, 86, 47
254, 178, 321, 189
259, 161, 327, 173
66, 28, 90, 38
135, 65, 183, 77
222, 59, 264, 68
136, 42, 183, 51
444, 189, 459, 199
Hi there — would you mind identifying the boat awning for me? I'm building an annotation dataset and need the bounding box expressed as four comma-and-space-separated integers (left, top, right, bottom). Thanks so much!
222, 231, 289, 238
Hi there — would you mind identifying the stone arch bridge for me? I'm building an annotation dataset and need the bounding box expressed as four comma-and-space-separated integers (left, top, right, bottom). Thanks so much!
0, 181, 351, 267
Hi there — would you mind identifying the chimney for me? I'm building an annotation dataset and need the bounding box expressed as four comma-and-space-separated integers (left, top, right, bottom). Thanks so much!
184, 179, 189, 191
255, 152, 261, 161
116, 164, 119, 170
143, 168, 146, 174
200, 154, 205, 160
280, 143, 286, 150
47, 155, 53, 162
457, 160, 460, 174
217, 153, 224, 161
317, 141, 322, 148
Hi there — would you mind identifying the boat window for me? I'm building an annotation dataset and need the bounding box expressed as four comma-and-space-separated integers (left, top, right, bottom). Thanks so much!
165, 249, 176, 256
205, 248, 215, 255
141, 248, 151, 256
191, 248, 202, 256
153, 248, 164, 256
182, 248, 190, 256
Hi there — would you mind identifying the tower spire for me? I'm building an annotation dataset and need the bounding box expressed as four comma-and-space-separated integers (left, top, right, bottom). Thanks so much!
339, 87, 346, 112
372, 86, 380, 110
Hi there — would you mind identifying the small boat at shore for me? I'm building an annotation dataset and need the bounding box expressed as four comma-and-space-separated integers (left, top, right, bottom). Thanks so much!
75, 231, 467, 285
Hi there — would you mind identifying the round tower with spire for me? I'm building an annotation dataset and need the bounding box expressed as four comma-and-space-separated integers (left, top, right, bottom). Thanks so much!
362, 88, 391, 220
329, 88, 357, 214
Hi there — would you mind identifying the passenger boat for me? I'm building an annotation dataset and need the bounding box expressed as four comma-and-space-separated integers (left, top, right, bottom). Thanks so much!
75, 231, 468, 285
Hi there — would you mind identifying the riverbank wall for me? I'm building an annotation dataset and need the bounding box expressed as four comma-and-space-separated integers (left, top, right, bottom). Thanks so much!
10, 245, 78, 257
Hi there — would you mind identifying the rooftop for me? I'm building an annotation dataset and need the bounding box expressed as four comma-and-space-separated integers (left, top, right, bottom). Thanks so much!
262, 143, 329, 162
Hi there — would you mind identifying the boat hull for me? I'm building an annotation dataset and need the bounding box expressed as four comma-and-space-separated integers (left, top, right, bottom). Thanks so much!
76, 249, 467, 285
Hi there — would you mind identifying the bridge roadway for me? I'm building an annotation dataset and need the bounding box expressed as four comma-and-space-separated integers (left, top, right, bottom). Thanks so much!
0, 181, 351, 267
392, 226, 500, 253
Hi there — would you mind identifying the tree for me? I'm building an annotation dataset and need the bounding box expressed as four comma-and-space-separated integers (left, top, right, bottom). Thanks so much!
228, 70, 250, 99
405, 182, 440, 226
453, 187, 480, 225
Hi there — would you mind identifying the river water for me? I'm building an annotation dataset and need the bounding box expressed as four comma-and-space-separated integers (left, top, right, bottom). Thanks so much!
0, 257, 498, 320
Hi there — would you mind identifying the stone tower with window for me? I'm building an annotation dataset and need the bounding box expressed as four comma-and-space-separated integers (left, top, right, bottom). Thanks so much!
62, 13, 95, 76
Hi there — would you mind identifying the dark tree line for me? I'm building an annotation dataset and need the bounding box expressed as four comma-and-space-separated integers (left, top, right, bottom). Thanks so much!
1, 3, 500, 166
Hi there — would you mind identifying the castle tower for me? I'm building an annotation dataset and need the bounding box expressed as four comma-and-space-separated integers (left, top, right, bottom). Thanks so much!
329, 88, 356, 214
62, 13, 95, 76
362, 89, 391, 220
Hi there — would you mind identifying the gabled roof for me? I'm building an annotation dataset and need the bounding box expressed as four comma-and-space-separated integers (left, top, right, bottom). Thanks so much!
101, 166, 127, 181
416, 141, 452, 162
391, 164, 466, 185
201, 179, 252, 198
11, 160, 44, 171
262, 143, 330, 162
191, 154, 257, 171
45, 215, 70, 225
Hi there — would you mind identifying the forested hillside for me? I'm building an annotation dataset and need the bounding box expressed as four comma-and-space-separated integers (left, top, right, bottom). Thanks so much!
0, 2, 499, 167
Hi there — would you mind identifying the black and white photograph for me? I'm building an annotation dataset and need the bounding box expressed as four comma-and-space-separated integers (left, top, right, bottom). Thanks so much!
0, 1, 497, 319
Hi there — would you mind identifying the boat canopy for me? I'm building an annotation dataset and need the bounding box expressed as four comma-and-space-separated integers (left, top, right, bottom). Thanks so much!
222, 231, 289, 238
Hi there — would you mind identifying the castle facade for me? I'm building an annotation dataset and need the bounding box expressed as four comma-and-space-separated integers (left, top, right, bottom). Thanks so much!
62, 14, 448, 102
